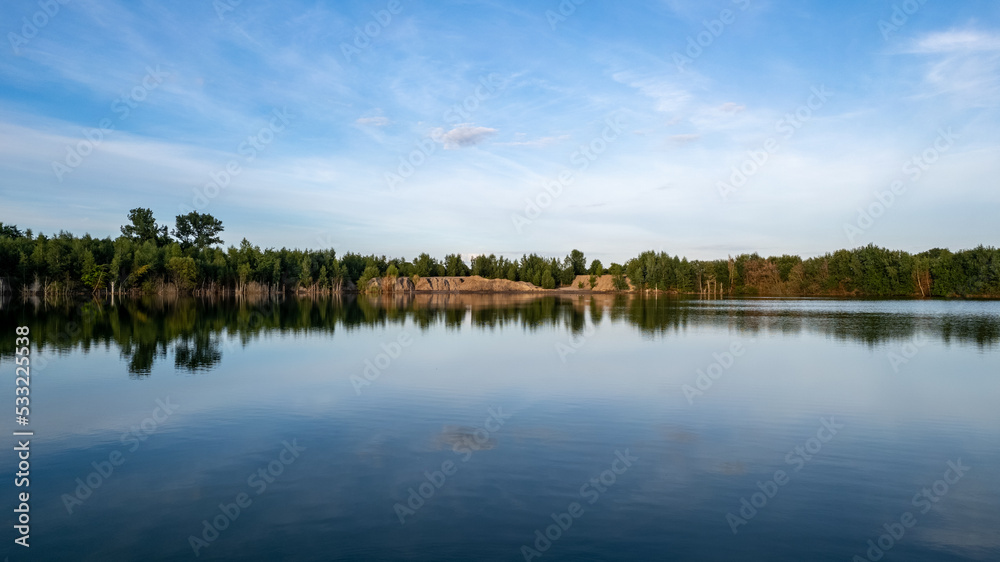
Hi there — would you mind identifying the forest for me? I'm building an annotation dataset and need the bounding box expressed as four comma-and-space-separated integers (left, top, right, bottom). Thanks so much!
1, 208, 998, 298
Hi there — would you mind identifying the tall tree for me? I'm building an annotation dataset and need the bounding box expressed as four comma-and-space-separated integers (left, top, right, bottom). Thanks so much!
589, 259, 604, 276
121, 208, 170, 245
173, 212, 224, 251
569, 249, 587, 275
0, 222, 24, 238
444, 253, 470, 276
560, 257, 576, 285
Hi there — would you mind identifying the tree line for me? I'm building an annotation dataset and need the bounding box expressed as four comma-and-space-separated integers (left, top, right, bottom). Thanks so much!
0, 208, 998, 297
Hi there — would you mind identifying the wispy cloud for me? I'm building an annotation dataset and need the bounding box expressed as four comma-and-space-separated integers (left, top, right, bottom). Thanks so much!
611, 72, 692, 114
356, 116, 390, 127
718, 102, 746, 114
669, 133, 700, 145
432, 124, 498, 149
909, 30, 1000, 54
496, 135, 569, 147
905, 28, 1000, 106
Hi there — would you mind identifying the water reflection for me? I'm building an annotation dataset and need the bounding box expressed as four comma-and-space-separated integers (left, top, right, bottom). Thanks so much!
437, 426, 498, 452
1, 294, 997, 376
4, 293, 998, 561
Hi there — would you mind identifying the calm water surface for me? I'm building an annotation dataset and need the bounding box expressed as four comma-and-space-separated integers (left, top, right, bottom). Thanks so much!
1, 294, 998, 561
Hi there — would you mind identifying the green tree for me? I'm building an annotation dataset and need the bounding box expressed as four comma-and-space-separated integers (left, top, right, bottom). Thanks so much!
167, 257, 198, 291
358, 265, 381, 292
560, 258, 576, 285
444, 254, 470, 276
0, 223, 24, 238
237, 263, 251, 290
173, 212, 224, 251
471, 254, 499, 278
413, 253, 436, 277
609, 263, 629, 291
625, 259, 645, 290
589, 259, 604, 276
121, 208, 169, 245
569, 249, 587, 275
81, 254, 109, 292
540, 269, 556, 289
299, 254, 313, 287
506, 263, 518, 281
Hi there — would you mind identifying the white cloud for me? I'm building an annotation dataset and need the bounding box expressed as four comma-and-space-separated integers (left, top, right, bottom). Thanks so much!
431, 124, 498, 149
909, 30, 1000, 54
496, 135, 569, 147
356, 116, 390, 127
905, 29, 1000, 106
611, 72, 691, 113
669, 133, 700, 145
718, 102, 746, 114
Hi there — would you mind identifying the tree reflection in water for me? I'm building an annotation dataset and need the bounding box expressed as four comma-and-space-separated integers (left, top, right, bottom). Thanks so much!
1, 293, 996, 376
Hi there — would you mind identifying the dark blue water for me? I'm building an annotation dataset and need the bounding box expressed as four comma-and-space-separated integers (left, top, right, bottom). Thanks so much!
2, 295, 998, 561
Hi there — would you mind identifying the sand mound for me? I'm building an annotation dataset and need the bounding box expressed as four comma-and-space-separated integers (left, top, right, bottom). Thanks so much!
366, 274, 632, 293
415, 276, 542, 292
557, 274, 634, 292
366, 275, 543, 293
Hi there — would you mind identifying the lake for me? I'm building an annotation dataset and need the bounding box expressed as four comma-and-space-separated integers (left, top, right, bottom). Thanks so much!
2, 294, 998, 561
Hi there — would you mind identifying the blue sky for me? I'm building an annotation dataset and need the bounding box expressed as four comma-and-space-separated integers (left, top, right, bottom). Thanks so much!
1, 0, 998, 263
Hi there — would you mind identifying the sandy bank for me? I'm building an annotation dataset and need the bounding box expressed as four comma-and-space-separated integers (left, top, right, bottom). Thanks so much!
364, 274, 632, 293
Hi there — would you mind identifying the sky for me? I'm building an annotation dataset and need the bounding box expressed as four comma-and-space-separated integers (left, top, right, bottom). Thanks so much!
1, 0, 998, 264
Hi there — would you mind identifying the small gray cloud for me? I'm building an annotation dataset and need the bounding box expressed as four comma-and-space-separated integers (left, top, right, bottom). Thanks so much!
718, 102, 746, 114
432, 124, 497, 149
356, 115, 390, 127
669, 133, 700, 145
